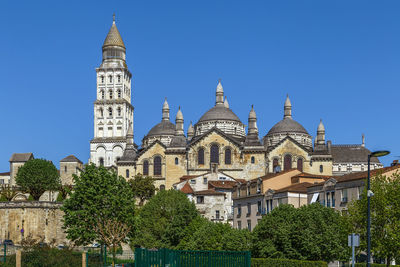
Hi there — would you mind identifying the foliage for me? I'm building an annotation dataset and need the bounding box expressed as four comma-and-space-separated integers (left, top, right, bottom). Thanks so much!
177, 216, 251, 251
347, 172, 400, 265
251, 258, 327, 267
251, 203, 350, 262
132, 189, 199, 249
128, 174, 156, 206
0, 185, 18, 201
15, 159, 60, 200
62, 163, 135, 265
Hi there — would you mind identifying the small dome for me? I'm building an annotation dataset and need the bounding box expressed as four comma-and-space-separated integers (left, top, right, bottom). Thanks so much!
267, 117, 309, 135
198, 104, 242, 123
146, 121, 175, 137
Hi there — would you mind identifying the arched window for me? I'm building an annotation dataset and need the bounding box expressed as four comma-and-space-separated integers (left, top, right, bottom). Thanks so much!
108, 107, 113, 117
251, 156, 255, 164
109, 90, 113, 99
198, 148, 204, 165
101, 90, 105, 99
117, 75, 121, 83
109, 75, 112, 83
297, 158, 303, 172
117, 107, 121, 117
320, 165, 323, 173
101, 76, 104, 83
154, 156, 162, 176
284, 154, 292, 170
273, 158, 279, 173
225, 148, 231, 165
99, 108, 103, 117
99, 158, 104, 166
210, 144, 219, 164
118, 90, 121, 98
143, 160, 149, 176
175, 157, 179, 165
160, 185, 165, 191
126, 169, 129, 178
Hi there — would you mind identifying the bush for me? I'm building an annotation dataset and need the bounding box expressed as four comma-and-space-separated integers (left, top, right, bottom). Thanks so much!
251, 258, 328, 267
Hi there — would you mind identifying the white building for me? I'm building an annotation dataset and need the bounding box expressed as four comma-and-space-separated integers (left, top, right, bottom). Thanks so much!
90, 15, 134, 167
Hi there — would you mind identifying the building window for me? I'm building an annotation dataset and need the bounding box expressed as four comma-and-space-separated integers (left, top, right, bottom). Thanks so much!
154, 156, 162, 176
247, 185, 251, 196
237, 221, 241, 230
143, 160, 149, 176
361, 165, 365, 171
320, 165, 323, 173
347, 165, 352, 172
215, 210, 220, 220
342, 189, 348, 203
247, 220, 251, 231
109, 90, 113, 99
175, 157, 179, 165
237, 188, 241, 197
117, 107, 121, 117
225, 148, 231, 165
338, 165, 341, 172
257, 183, 261, 193
101, 90, 105, 99
101, 76, 104, 83
126, 169, 129, 178
238, 204, 242, 216
64, 166, 67, 172
297, 158, 303, 172
210, 144, 219, 164
198, 148, 204, 165
331, 191, 335, 208
118, 90, 121, 98
284, 154, 292, 170
257, 201, 262, 214
99, 158, 104, 166
203, 177, 207, 184
197, 196, 204, 204
160, 185, 165, 191
109, 75, 112, 83
247, 203, 251, 215
190, 179, 196, 184
251, 156, 255, 164
108, 107, 113, 117
99, 108, 103, 117
117, 75, 121, 83
273, 158, 280, 173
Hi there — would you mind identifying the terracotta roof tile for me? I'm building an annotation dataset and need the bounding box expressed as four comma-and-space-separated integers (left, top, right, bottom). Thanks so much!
180, 182, 194, 194
275, 182, 312, 194
208, 181, 237, 189
194, 189, 225, 196
336, 164, 400, 183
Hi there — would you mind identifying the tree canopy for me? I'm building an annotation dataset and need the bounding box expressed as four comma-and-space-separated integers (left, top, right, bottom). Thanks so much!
62, 164, 136, 250
132, 189, 199, 249
251, 203, 350, 262
348, 172, 400, 265
177, 216, 251, 251
128, 174, 156, 206
15, 159, 60, 200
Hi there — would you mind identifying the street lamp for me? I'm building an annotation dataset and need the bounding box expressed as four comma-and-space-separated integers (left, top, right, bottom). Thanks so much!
367, 150, 390, 267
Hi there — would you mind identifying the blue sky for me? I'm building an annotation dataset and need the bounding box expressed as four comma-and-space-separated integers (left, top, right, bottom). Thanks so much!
0, 0, 399, 171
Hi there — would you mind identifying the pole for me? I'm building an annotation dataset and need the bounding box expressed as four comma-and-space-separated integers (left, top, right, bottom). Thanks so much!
367, 154, 371, 267
3, 243, 6, 263
352, 234, 355, 267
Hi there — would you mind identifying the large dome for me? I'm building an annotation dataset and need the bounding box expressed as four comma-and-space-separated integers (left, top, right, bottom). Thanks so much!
146, 121, 175, 137
198, 104, 242, 123
267, 117, 309, 136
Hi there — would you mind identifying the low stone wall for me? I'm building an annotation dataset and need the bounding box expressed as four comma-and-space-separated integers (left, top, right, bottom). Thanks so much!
0, 201, 67, 245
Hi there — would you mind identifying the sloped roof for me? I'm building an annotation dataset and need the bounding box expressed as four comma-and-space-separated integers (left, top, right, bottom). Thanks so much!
9, 153, 33, 162
331, 145, 380, 163
146, 120, 175, 137
189, 127, 242, 148
180, 182, 194, 194
0, 172, 10, 176
267, 117, 309, 136
275, 182, 312, 194
336, 164, 400, 183
292, 172, 332, 180
103, 21, 125, 49
60, 155, 82, 163
179, 174, 208, 182
208, 180, 237, 189
194, 189, 225, 196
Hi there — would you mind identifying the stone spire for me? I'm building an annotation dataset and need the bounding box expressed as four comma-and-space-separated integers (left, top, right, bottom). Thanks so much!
175, 107, 184, 136
215, 79, 224, 105
284, 94, 292, 118
248, 105, 258, 135
224, 96, 229, 108
103, 14, 125, 49
187, 121, 194, 139
316, 119, 325, 145
162, 98, 170, 121
126, 123, 134, 145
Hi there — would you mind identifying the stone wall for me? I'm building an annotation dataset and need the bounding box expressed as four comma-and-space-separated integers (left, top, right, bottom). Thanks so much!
0, 201, 67, 245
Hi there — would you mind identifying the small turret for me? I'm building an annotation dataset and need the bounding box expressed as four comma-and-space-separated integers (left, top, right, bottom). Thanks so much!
187, 121, 194, 139
248, 105, 258, 135
126, 124, 134, 145
215, 79, 224, 105
315, 119, 325, 146
284, 94, 292, 118
175, 107, 184, 136
162, 98, 170, 121
224, 96, 230, 109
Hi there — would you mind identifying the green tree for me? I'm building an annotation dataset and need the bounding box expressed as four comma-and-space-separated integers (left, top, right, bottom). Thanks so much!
128, 174, 156, 206
132, 189, 198, 249
348, 172, 400, 266
251, 203, 350, 262
177, 217, 251, 251
62, 164, 135, 266
15, 159, 60, 200
0, 184, 18, 201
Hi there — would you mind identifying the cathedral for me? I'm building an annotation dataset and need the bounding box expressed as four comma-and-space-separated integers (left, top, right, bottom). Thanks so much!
89, 17, 383, 190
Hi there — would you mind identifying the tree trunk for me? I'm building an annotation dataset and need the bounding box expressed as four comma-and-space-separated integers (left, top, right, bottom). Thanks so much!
112, 245, 116, 267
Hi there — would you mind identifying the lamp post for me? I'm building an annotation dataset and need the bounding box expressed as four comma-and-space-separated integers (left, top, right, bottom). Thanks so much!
367, 150, 390, 267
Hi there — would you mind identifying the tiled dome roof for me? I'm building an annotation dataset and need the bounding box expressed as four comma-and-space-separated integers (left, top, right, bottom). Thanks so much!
103, 21, 125, 49
267, 117, 309, 135
146, 121, 175, 137
198, 104, 242, 123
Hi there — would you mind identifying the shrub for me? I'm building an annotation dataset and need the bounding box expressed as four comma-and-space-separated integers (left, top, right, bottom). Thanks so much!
251, 258, 328, 267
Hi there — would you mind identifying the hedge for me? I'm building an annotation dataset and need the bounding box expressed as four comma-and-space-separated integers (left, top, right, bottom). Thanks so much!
252, 258, 328, 267
349, 264, 400, 267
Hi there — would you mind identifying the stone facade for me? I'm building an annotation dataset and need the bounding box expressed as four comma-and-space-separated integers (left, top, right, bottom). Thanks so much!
0, 202, 67, 245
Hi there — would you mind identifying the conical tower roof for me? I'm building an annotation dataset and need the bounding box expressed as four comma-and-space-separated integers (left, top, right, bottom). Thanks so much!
103, 15, 125, 49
